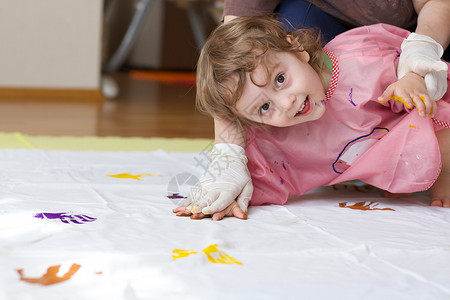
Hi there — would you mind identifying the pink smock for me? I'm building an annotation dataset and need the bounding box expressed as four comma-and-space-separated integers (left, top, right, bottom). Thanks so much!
245, 23, 450, 206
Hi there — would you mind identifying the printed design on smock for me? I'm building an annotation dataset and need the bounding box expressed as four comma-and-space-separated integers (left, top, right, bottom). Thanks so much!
339, 201, 395, 211
17, 264, 81, 286
172, 244, 243, 265
106, 173, 163, 180
332, 182, 374, 193
332, 127, 389, 174
34, 212, 97, 224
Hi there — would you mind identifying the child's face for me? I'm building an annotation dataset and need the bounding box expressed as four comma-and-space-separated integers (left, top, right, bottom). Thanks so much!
235, 50, 327, 127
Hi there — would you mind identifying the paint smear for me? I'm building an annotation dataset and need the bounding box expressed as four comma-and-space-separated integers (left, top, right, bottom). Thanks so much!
332, 183, 373, 193
34, 212, 96, 224
17, 264, 81, 286
107, 173, 163, 180
167, 193, 187, 199
390, 95, 412, 108
390, 95, 430, 115
409, 124, 419, 129
339, 201, 395, 211
172, 249, 198, 260
347, 88, 357, 106
172, 244, 242, 265
202, 244, 243, 265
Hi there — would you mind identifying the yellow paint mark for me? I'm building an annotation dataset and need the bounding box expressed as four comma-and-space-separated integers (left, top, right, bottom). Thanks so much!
339, 201, 395, 211
202, 244, 243, 265
172, 244, 243, 265
390, 95, 436, 116
172, 249, 198, 260
390, 95, 412, 108
17, 264, 81, 286
409, 124, 419, 129
106, 173, 163, 180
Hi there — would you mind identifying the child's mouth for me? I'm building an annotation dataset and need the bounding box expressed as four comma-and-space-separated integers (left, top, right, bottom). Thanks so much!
296, 97, 311, 116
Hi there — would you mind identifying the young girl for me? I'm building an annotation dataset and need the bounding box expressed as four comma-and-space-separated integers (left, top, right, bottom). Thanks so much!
174, 16, 450, 219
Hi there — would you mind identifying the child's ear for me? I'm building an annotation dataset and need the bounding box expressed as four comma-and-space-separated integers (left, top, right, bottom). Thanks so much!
286, 34, 299, 46
286, 34, 310, 62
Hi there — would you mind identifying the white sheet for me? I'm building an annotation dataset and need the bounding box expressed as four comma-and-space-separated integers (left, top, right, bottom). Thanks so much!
0, 149, 449, 300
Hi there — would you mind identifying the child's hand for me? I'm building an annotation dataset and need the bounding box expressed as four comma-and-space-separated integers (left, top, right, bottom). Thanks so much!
397, 33, 448, 101
185, 143, 253, 215
173, 201, 247, 221
378, 72, 437, 118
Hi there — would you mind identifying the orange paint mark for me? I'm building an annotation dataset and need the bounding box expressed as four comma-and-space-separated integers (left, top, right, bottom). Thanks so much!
106, 173, 163, 180
17, 264, 81, 286
339, 201, 395, 211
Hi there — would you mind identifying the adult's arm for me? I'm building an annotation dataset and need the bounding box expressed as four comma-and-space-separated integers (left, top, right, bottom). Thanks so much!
222, 0, 281, 21
413, 0, 450, 50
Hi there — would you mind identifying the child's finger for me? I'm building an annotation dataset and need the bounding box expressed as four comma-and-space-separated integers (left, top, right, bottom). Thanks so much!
202, 191, 236, 215
211, 210, 228, 221
431, 100, 437, 117
190, 212, 209, 220
236, 181, 253, 213
211, 203, 247, 221
390, 94, 414, 109
422, 96, 433, 117
174, 207, 192, 217
173, 206, 188, 213
230, 205, 247, 220
378, 86, 394, 103
411, 95, 426, 117
191, 191, 219, 214
417, 94, 433, 117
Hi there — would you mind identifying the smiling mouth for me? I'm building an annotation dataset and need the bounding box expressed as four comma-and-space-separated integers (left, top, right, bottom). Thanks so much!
295, 97, 312, 116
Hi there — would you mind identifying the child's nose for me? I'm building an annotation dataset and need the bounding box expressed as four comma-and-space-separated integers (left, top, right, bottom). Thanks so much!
279, 94, 296, 110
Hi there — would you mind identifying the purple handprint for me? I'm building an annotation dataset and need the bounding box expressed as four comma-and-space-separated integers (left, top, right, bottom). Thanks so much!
34, 212, 97, 224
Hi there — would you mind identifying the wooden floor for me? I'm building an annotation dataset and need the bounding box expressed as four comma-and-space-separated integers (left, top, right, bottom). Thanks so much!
0, 72, 214, 139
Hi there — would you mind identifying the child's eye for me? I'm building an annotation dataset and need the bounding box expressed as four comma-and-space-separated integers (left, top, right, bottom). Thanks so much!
275, 73, 285, 87
259, 102, 270, 114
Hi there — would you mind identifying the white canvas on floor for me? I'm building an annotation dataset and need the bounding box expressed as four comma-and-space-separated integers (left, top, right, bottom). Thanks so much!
0, 149, 449, 300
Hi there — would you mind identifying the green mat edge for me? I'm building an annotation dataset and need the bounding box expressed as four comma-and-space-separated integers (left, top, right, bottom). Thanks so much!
0, 132, 214, 152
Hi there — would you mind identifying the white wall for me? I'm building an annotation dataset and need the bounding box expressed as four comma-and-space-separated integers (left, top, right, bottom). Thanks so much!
0, 0, 103, 90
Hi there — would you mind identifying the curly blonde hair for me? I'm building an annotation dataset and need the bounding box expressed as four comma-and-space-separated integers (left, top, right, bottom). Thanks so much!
196, 15, 325, 128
